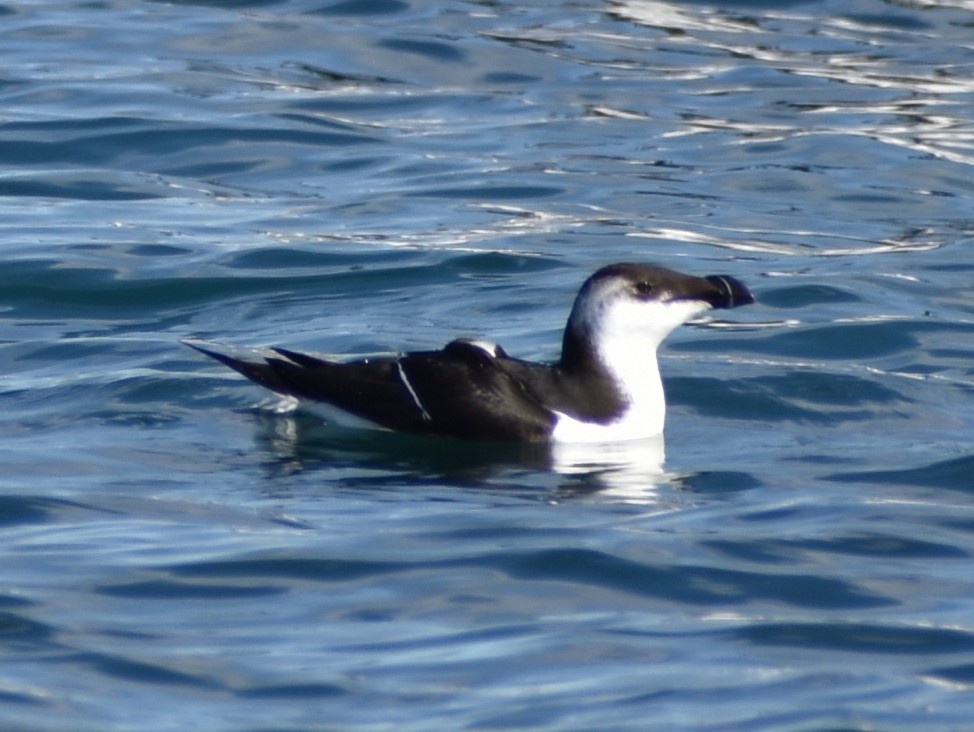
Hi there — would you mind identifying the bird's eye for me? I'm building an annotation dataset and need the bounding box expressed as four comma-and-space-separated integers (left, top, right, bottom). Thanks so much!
634, 281, 654, 296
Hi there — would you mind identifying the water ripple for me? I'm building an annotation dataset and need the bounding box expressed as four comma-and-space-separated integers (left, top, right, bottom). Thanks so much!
5, 0, 974, 729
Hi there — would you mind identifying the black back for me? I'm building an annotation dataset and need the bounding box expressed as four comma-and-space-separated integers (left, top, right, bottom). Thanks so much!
191, 340, 556, 442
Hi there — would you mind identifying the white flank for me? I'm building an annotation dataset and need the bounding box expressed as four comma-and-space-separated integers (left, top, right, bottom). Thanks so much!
457, 338, 501, 357
299, 400, 388, 431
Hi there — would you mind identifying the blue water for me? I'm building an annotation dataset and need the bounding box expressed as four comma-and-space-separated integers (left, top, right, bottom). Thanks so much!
3, 0, 974, 729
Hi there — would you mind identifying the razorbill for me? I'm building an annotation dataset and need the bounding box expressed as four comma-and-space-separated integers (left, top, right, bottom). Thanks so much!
185, 262, 753, 443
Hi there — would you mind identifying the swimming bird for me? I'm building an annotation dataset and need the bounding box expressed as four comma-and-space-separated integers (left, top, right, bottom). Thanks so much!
185, 262, 753, 443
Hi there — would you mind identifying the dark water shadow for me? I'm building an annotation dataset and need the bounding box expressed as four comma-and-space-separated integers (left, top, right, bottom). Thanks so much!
246, 410, 691, 502
825, 454, 974, 494
252, 410, 551, 475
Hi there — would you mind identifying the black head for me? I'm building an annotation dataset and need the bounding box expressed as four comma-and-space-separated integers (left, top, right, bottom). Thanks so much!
576, 262, 753, 310
561, 262, 754, 371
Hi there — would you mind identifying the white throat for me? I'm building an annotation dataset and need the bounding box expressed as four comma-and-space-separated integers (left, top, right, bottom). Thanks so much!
552, 298, 711, 443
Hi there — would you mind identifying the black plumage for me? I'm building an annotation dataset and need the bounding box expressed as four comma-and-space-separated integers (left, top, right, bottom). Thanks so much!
186, 263, 754, 443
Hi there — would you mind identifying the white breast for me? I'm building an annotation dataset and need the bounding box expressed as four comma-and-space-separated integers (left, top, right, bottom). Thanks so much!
551, 408, 662, 443
552, 297, 712, 443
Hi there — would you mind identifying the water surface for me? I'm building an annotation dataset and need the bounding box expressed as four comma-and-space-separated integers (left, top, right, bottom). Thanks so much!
3, 0, 974, 729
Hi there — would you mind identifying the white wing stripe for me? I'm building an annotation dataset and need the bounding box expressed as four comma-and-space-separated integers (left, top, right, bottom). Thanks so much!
396, 360, 432, 422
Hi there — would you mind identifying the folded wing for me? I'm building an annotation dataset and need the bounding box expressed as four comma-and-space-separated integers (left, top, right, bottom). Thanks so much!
185, 339, 555, 442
